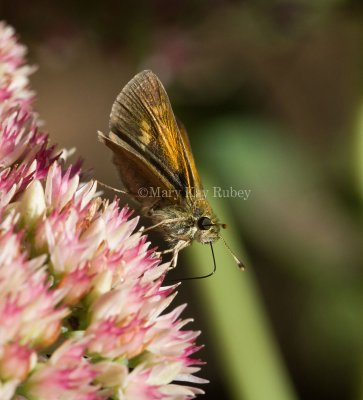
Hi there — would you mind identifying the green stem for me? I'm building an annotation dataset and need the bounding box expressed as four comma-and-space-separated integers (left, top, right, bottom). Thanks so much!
185, 185, 297, 400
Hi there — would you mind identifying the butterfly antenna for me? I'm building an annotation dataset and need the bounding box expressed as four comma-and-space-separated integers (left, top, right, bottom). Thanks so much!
219, 235, 246, 271
97, 180, 128, 195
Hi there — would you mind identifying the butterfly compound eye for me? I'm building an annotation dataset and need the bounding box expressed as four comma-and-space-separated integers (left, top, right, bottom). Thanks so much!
198, 216, 212, 230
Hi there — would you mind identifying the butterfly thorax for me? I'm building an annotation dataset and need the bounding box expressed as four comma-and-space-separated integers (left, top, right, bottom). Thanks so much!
150, 198, 220, 246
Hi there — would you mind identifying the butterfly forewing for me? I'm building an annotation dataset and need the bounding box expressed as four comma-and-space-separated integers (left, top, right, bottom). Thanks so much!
104, 70, 203, 202
176, 118, 203, 197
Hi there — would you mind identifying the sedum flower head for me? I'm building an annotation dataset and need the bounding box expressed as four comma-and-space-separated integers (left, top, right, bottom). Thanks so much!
0, 22, 206, 400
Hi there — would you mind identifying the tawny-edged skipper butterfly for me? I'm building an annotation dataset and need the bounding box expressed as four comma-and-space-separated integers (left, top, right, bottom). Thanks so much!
98, 70, 243, 271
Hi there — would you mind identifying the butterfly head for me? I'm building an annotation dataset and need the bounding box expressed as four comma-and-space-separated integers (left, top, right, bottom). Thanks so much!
191, 198, 223, 244
195, 215, 221, 244
194, 209, 245, 271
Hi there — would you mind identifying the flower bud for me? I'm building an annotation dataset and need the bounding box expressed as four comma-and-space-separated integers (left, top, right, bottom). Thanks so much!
19, 180, 46, 227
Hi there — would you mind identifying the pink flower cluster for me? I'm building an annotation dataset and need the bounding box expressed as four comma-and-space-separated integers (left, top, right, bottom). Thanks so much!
0, 22, 206, 400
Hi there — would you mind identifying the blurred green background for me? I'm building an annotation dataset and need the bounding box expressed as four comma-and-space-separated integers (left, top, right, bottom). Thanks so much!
3, 1, 363, 399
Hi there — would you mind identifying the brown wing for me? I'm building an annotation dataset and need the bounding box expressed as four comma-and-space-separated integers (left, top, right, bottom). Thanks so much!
99, 131, 171, 201
99, 70, 202, 200
176, 118, 204, 197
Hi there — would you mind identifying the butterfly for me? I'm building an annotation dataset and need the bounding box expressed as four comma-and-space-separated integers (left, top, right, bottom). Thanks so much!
98, 70, 243, 271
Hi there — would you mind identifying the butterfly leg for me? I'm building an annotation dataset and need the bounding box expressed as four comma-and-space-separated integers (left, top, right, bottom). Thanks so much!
154, 241, 188, 267
140, 198, 160, 217
141, 217, 185, 234
169, 240, 190, 269
154, 246, 174, 259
